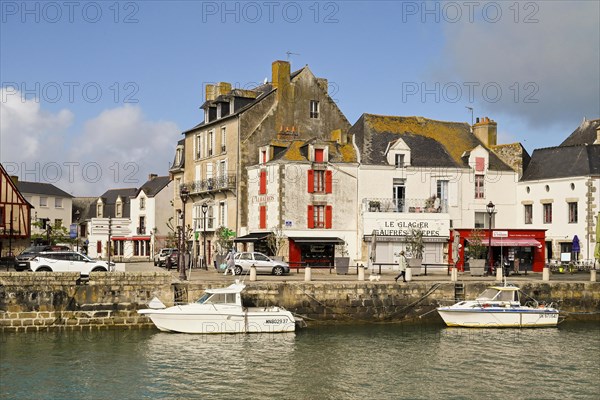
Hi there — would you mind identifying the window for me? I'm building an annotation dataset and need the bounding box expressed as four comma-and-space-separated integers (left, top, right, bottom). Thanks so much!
195, 134, 202, 159
543, 203, 552, 224
261, 150, 267, 164
96, 203, 103, 218
55, 198, 63, 208
175, 147, 182, 165
0, 207, 4, 227
219, 201, 226, 227
395, 154, 405, 168
315, 148, 324, 163
259, 170, 267, 194
308, 205, 332, 229
475, 157, 485, 172
54, 219, 62, 227
308, 170, 332, 194
207, 206, 214, 229
221, 127, 226, 153
113, 240, 124, 256
310, 100, 319, 118
524, 204, 532, 224
140, 197, 145, 210
259, 206, 266, 229
314, 170, 325, 193
568, 202, 578, 223
139, 216, 146, 234
314, 205, 325, 228
474, 212, 492, 229
40, 197, 48, 207
475, 175, 485, 199
116, 202, 122, 218
208, 131, 214, 156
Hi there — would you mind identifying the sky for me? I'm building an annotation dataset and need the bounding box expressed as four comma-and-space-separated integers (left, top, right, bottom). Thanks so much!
1, 0, 599, 196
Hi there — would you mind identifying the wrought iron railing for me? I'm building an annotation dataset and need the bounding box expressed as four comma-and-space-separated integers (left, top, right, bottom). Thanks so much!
363, 198, 448, 213
188, 174, 236, 194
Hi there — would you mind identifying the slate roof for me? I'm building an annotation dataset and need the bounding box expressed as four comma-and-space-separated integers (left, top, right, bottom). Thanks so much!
560, 118, 600, 146
268, 138, 358, 163
521, 144, 600, 181
136, 176, 170, 197
16, 181, 73, 198
170, 139, 185, 171
87, 188, 137, 219
350, 114, 512, 170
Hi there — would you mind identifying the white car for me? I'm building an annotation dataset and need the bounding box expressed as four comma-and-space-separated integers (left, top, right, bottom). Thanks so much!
27, 251, 114, 275
233, 252, 290, 276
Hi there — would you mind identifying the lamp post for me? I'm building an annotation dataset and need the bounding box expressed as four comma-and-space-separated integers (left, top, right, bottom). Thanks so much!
75, 210, 80, 252
179, 185, 190, 280
201, 203, 208, 270
486, 201, 495, 276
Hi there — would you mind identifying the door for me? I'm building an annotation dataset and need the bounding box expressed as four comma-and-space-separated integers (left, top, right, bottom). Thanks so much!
437, 180, 448, 212
253, 252, 272, 273
393, 180, 405, 212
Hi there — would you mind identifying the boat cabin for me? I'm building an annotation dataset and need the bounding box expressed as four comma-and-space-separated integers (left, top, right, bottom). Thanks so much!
476, 286, 520, 303
195, 283, 245, 307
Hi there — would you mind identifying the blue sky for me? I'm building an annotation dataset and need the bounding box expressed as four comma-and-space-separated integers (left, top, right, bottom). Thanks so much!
1, 1, 599, 195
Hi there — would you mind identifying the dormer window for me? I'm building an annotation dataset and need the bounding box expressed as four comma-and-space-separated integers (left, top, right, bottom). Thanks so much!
140, 197, 145, 210
395, 154, 405, 168
96, 202, 103, 218
116, 197, 123, 217
310, 146, 328, 163
259, 146, 270, 164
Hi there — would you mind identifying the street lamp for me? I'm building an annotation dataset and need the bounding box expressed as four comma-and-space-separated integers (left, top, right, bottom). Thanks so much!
179, 185, 190, 280
201, 203, 208, 270
75, 209, 80, 252
486, 201, 495, 276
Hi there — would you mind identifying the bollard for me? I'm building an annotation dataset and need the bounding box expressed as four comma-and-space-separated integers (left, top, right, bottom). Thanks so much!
405, 266, 412, 282
496, 266, 503, 282
542, 266, 550, 281
249, 265, 257, 281
358, 265, 365, 281
304, 266, 312, 282
591, 269, 597, 282
451, 267, 458, 282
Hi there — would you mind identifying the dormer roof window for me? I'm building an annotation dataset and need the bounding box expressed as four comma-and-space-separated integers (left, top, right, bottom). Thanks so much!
385, 138, 411, 168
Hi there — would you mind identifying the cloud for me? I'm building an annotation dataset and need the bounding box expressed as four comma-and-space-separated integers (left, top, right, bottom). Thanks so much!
1, 89, 180, 195
430, 1, 600, 131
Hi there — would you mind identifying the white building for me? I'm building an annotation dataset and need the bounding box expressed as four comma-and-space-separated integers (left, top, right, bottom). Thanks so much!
15, 180, 73, 237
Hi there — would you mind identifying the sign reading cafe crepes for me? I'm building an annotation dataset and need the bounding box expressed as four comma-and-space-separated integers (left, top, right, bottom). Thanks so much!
365, 216, 450, 238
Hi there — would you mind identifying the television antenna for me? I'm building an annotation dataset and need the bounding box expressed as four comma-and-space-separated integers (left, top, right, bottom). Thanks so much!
465, 106, 474, 126
286, 51, 300, 60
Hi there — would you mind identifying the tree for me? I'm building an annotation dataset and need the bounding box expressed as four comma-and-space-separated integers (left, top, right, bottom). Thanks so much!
406, 227, 424, 259
465, 228, 487, 259
215, 226, 236, 256
266, 226, 287, 257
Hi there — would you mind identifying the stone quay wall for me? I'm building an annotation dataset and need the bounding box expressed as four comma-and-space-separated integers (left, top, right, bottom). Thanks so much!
1, 272, 599, 332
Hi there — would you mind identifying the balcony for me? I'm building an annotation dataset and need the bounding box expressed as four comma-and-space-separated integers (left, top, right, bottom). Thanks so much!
189, 174, 236, 195
363, 198, 448, 214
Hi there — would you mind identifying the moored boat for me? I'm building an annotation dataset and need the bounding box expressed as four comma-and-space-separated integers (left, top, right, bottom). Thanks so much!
437, 284, 560, 328
138, 281, 304, 334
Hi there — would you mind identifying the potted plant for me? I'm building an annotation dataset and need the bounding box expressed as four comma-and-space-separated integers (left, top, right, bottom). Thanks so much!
466, 228, 487, 276
406, 227, 424, 272
368, 200, 381, 212
335, 240, 351, 274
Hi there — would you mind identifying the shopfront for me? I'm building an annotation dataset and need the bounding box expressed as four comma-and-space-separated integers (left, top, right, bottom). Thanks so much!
288, 237, 345, 267
449, 229, 546, 273
233, 232, 272, 255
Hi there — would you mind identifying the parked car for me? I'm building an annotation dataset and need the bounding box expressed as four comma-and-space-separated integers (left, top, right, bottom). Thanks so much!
165, 249, 179, 269
154, 248, 178, 267
26, 251, 114, 276
15, 245, 70, 271
233, 252, 290, 275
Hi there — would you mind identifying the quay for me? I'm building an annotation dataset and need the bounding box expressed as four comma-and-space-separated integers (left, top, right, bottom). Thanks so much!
1, 264, 599, 332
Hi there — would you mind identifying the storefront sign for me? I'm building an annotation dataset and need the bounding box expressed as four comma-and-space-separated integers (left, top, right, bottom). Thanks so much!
493, 231, 509, 238
251, 195, 275, 204
365, 216, 450, 238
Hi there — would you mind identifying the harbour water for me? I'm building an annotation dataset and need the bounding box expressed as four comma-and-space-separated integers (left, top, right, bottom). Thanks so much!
1, 323, 599, 399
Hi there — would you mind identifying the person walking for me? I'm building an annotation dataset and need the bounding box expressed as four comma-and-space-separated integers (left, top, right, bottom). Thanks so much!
224, 248, 236, 276
394, 251, 407, 283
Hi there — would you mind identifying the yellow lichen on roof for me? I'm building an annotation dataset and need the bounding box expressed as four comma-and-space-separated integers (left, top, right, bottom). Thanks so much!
365, 114, 476, 164
281, 141, 305, 161
337, 143, 358, 162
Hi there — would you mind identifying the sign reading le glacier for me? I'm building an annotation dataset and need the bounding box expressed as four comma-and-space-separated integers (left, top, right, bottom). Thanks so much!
367, 218, 450, 238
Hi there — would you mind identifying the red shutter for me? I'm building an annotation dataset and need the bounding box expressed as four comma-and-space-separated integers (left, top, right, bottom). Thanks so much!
325, 170, 332, 193
307, 170, 314, 193
475, 157, 484, 172
259, 206, 266, 229
259, 170, 267, 194
325, 205, 332, 229
307, 205, 314, 229
315, 149, 324, 163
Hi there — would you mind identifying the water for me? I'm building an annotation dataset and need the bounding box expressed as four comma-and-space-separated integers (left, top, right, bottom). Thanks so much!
1, 323, 599, 400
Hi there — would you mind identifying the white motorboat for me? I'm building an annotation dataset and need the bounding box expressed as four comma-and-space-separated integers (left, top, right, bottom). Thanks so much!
138, 282, 303, 334
437, 284, 560, 328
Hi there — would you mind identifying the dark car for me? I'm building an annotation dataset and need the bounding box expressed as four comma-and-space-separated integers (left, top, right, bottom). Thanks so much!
15, 245, 70, 271
165, 250, 179, 269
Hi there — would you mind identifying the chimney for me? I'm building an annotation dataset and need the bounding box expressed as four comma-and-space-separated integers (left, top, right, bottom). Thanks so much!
473, 116, 497, 147
148, 173, 158, 181
216, 82, 232, 96
205, 84, 216, 101
272, 60, 291, 103
10, 175, 18, 185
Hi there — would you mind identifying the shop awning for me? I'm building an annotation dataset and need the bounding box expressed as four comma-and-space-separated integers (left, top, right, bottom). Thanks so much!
289, 237, 345, 244
111, 237, 127, 241
484, 238, 541, 247
234, 232, 272, 243
132, 236, 150, 241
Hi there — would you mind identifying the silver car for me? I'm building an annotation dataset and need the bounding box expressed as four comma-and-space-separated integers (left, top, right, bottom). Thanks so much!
233, 252, 290, 276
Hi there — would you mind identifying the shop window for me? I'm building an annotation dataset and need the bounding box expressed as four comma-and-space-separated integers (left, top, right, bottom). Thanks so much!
524, 204, 532, 224
543, 203, 552, 224
568, 202, 577, 223
474, 175, 484, 199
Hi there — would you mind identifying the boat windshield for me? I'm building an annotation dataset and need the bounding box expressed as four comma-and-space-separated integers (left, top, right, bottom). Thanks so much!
477, 289, 517, 302
477, 289, 500, 300
196, 293, 237, 305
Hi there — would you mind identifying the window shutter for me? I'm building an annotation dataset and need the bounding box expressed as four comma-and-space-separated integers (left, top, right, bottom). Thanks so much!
315, 149, 324, 163
325, 170, 332, 193
325, 205, 332, 229
259, 170, 267, 194
307, 170, 314, 193
307, 205, 314, 229
259, 206, 266, 229
475, 157, 485, 172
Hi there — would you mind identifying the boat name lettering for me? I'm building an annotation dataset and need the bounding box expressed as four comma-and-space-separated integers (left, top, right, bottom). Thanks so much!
265, 319, 286, 324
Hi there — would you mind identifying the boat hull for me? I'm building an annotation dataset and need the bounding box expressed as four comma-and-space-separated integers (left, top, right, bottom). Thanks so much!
139, 306, 297, 334
437, 307, 559, 328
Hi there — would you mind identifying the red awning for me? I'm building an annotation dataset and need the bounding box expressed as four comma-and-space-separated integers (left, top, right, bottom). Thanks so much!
111, 237, 127, 241
484, 238, 540, 247
132, 237, 150, 241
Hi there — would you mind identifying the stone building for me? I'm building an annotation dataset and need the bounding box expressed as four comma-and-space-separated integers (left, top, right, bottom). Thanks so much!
176, 60, 351, 266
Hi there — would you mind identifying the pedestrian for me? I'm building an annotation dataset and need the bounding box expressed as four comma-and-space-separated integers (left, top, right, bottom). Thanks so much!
394, 251, 407, 283
224, 248, 236, 276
